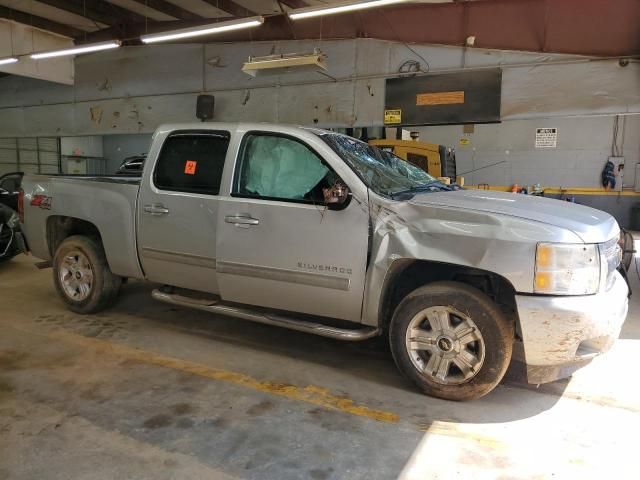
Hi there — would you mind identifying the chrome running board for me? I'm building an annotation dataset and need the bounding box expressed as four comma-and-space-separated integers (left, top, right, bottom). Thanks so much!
152, 289, 380, 341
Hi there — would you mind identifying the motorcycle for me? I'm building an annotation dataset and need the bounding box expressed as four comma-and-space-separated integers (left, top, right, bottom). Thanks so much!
0, 172, 25, 262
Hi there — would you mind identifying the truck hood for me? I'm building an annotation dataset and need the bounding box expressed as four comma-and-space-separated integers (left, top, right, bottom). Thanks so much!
408, 189, 619, 243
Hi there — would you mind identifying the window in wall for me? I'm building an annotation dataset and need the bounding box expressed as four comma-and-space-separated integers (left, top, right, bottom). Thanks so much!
154, 132, 230, 195
234, 133, 338, 204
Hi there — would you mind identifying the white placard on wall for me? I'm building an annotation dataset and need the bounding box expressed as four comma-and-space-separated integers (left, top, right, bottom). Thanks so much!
535, 127, 557, 148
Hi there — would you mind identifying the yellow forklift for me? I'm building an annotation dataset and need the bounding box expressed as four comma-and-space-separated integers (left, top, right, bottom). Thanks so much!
369, 137, 458, 182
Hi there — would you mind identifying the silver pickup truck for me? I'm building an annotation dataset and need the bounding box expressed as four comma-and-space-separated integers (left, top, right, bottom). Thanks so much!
19, 123, 629, 401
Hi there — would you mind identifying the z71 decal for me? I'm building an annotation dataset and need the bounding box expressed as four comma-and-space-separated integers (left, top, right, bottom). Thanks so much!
30, 195, 52, 210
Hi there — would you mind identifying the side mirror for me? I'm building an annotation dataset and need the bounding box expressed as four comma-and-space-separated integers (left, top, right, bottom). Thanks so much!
324, 183, 351, 211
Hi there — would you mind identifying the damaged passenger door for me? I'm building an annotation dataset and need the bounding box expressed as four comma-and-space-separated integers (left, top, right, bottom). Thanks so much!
216, 131, 369, 322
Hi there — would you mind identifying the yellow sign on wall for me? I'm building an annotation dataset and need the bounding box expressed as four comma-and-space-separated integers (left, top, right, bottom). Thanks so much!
384, 109, 402, 124
459, 138, 471, 146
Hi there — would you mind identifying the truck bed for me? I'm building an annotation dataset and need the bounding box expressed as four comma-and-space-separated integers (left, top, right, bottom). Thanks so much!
20, 173, 144, 279
42, 174, 141, 185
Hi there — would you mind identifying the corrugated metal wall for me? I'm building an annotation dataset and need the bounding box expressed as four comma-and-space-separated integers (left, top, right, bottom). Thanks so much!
0, 39, 637, 137
0, 137, 60, 175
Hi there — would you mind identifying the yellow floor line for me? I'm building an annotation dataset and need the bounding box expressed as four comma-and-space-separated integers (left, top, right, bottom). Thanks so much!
16, 324, 400, 424
418, 421, 507, 450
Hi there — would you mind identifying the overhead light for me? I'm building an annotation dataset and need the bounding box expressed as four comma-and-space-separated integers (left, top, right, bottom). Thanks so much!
141, 16, 264, 44
288, 0, 408, 20
0, 57, 19, 66
242, 49, 328, 77
30, 41, 121, 60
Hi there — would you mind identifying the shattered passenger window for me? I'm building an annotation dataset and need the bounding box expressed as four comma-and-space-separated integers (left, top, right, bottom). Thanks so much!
235, 134, 331, 202
320, 134, 443, 198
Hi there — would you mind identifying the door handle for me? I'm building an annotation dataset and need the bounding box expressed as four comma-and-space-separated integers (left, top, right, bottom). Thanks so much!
143, 204, 170, 216
225, 215, 259, 226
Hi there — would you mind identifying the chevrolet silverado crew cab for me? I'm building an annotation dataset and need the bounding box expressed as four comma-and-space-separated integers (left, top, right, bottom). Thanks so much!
19, 123, 629, 401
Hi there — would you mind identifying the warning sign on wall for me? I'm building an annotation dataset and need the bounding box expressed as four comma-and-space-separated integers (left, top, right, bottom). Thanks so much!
535, 128, 557, 148
384, 109, 402, 124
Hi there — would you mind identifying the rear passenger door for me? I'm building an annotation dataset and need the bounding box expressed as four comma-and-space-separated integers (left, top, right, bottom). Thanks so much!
137, 130, 230, 293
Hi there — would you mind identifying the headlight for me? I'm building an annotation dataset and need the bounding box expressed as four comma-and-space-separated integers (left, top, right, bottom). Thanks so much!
534, 243, 600, 295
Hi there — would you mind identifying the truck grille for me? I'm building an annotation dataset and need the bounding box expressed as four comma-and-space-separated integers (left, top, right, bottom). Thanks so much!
600, 236, 622, 290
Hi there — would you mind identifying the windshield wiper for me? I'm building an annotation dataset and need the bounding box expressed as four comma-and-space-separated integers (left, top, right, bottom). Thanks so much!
390, 181, 452, 199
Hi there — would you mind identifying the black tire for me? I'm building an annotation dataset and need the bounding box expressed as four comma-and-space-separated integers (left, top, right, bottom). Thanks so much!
0, 215, 18, 262
0, 230, 18, 262
53, 235, 121, 314
0, 252, 17, 262
389, 281, 513, 401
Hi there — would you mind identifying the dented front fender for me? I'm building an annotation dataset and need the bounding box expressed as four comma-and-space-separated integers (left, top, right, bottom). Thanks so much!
361, 192, 582, 327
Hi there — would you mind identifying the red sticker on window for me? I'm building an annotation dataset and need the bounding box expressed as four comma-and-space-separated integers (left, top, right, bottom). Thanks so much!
184, 160, 197, 175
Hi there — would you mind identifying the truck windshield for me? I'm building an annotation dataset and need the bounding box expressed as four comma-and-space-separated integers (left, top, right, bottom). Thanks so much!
320, 133, 451, 198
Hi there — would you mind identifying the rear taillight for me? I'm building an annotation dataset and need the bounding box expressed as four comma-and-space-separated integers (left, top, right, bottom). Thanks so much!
17, 188, 24, 224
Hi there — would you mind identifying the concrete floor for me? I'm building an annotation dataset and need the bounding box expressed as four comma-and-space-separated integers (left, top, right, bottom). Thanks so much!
1, 254, 639, 480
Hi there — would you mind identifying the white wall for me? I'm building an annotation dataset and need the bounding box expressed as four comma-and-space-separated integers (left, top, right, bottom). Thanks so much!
0, 38, 638, 188
414, 115, 640, 188
0, 39, 637, 137
60, 136, 103, 157
102, 134, 152, 174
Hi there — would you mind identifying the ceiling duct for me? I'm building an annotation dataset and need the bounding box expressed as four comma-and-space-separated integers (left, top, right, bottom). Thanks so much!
241, 49, 328, 77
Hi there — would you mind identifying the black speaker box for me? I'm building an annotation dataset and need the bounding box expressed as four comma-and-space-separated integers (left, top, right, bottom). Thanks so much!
196, 95, 215, 121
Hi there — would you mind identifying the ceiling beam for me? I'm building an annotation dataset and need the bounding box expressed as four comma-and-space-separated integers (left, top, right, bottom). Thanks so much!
36, 0, 146, 26
0, 5, 84, 38
199, 0, 257, 17
56, 0, 640, 57
279, 1, 309, 8
74, 18, 242, 44
129, 0, 205, 20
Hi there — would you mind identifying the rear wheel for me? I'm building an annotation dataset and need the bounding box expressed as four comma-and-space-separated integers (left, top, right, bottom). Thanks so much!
53, 235, 121, 314
389, 281, 513, 401
0, 228, 18, 261
0, 210, 19, 262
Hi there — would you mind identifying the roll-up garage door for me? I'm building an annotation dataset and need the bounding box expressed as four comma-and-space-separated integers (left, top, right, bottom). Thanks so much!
0, 137, 61, 175
0, 138, 17, 175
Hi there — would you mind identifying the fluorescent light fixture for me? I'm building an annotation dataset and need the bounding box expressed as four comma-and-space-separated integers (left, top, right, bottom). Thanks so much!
30, 41, 121, 59
242, 50, 328, 77
141, 16, 264, 44
0, 57, 19, 66
288, 0, 408, 20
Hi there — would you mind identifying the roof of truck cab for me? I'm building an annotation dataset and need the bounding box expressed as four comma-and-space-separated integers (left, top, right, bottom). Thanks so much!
156, 123, 332, 137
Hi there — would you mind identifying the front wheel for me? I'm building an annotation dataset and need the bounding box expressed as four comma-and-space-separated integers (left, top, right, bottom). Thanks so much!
389, 282, 513, 401
53, 235, 121, 314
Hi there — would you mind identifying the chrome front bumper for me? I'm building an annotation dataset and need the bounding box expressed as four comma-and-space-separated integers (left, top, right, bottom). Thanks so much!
515, 270, 629, 384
